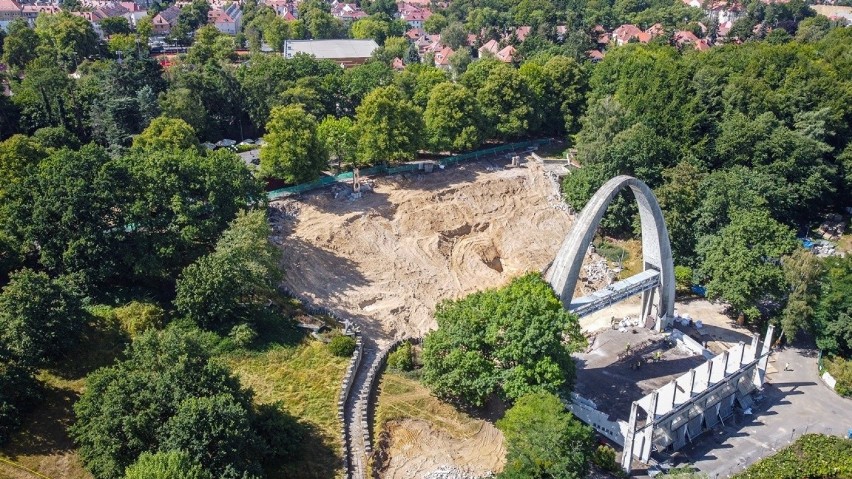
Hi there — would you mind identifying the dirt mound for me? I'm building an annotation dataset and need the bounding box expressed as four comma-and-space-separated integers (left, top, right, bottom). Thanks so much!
376, 419, 505, 479
271, 159, 574, 341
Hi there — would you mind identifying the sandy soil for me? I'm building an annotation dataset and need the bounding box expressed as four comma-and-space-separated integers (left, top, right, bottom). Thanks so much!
376, 419, 505, 479
271, 157, 573, 342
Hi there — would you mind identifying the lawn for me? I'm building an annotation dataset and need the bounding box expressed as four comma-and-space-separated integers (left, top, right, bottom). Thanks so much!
226, 339, 349, 479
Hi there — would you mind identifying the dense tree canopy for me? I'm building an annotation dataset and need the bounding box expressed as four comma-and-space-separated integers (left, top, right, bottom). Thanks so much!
497, 392, 595, 479
259, 104, 327, 183
423, 273, 583, 407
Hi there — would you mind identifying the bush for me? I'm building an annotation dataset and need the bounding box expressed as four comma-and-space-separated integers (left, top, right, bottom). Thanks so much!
674, 265, 693, 293
733, 434, 852, 479
497, 392, 595, 479
113, 301, 164, 337
328, 335, 356, 357
825, 356, 852, 397
387, 342, 414, 371
229, 323, 258, 348
592, 444, 622, 475
124, 451, 211, 479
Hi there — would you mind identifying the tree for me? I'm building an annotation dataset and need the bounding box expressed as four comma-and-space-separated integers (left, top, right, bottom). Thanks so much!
497, 392, 595, 479
351, 15, 394, 44
656, 161, 706, 265
317, 115, 356, 170
424, 12, 448, 34
259, 104, 327, 182
2, 19, 39, 71
70, 328, 265, 479
0, 362, 40, 446
697, 209, 797, 321
124, 451, 212, 479
186, 25, 236, 65
422, 274, 582, 407
132, 116, 200, 152
120, 148, 261, 280
440, 22, 468, 50
32, 126, 80, 150
355, 86, 422, 165
778, 248, 823, 342
11, 56, 77, 133
477, 65, 534, 139
101, 16, 132, 36
1, 144, 130, 284
34, 12, 99, 70
814, 256, 852, 356
160, 395, 264, 478
0, 135, 47, 201
424, 82, 483, 152
174, 210, 281, 331
0, 268, 85, 368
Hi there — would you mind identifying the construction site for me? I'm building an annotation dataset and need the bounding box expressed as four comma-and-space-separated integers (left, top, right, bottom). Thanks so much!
269, 151, 782, 478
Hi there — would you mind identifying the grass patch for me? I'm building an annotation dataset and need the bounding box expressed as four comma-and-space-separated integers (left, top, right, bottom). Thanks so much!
226, 339, 349, 479
374, 370, 485, 440
593, 237, 642, 279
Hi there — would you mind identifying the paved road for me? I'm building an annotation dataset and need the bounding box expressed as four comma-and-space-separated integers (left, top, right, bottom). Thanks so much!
673, 346, 852, 478
345, 340, 377, 479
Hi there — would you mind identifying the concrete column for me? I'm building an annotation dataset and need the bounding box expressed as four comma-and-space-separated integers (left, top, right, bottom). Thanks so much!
641, 392, 659, 463
621, 402, 639, 472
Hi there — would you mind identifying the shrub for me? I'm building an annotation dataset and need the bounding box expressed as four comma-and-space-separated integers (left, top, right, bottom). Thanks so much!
113, 301, 164, 337
674, 265, 693, 293
387, 342, 414, 371
124, 451, 211, 479
733, 434, 852, 479
229, 323, 258, 348
328, 335, 356, 357
825, 356, 852, 397
592, 444, 622, 474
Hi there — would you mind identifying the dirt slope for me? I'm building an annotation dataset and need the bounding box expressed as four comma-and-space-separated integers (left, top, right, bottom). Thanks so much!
271, 158, 573, 342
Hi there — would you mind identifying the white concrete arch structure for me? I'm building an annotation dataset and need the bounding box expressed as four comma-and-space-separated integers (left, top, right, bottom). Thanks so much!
546, 175, 675, 330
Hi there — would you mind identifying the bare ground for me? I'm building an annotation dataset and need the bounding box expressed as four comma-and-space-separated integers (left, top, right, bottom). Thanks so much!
271, 157, 573, 343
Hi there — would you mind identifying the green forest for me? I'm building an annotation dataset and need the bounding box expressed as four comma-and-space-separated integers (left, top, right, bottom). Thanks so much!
0, 0, 851, 476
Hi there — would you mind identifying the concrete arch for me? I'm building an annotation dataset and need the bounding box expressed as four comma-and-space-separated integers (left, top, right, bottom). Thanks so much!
546, 175, 675, 330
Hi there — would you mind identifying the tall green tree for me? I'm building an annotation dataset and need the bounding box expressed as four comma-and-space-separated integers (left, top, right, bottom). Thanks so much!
697, 209, 797, 321
124, 451, 212, 479
34, 12, 99, 70
478, 65, 534, 140
422, 274, 582, 407
317, 115, 356, 171
814, 256, 852, 356
70, 328, 267, 479
424, 82, 483, 152
174, 210, 281, 331
132, 116, 200, 152
0, 269, 85, 368
355, 86, 422, 165
259, 104, 326, 182
1, 19, 39, 71
497, 392, 595, 479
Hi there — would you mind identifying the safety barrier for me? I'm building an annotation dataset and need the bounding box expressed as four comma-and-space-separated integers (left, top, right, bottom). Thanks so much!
267, 139, 552, 200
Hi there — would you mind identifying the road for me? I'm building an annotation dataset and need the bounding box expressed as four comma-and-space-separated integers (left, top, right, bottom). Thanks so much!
674, 346, 852, 478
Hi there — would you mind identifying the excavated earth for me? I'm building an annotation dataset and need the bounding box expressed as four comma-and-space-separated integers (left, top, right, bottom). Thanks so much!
270, 158, 574, 342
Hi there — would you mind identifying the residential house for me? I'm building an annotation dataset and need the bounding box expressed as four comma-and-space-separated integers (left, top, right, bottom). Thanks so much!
434, 45, 453, 69
208, 3, 241, 34
0, 0, 22, 30
330, 1, 366, 22
496, 44, 515, 62
152, 4, 180, 35
612, 24, 643, 45
392, 57, 405, 70
398, 2, 431, 29
513, 25, 531, 42
587, 49, 604, 62
673, 29, 700, 46
22, 4, 60, 25
478, 38, 500, 57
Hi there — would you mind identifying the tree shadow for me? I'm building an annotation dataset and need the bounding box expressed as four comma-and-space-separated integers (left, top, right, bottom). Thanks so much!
2, 384, 80, 457
49, 313, 128, 381
260, 405, 341, 479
